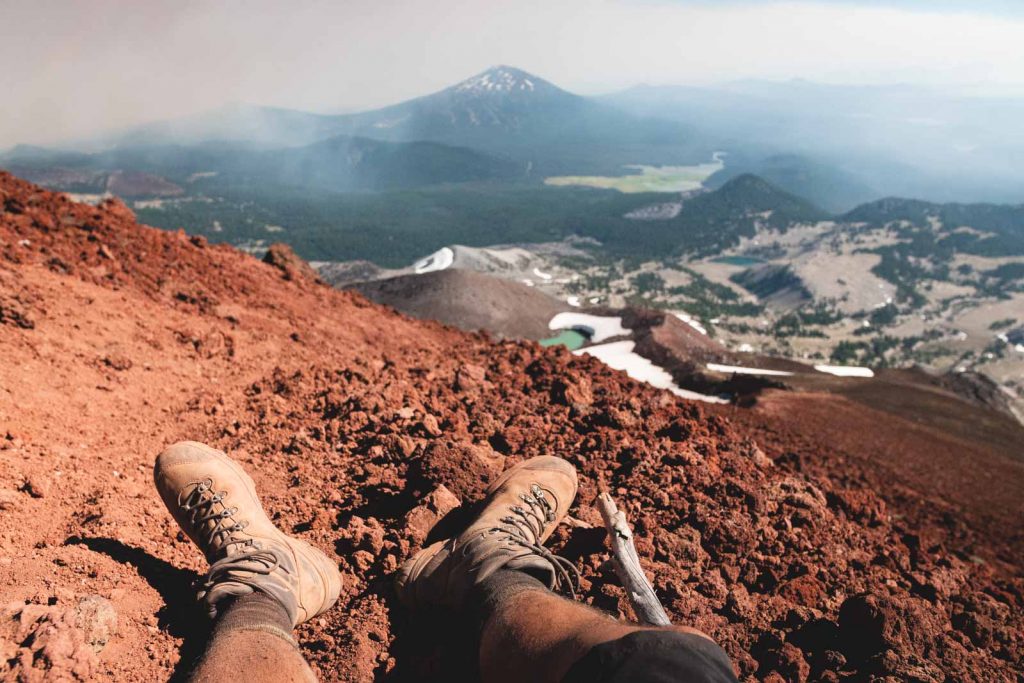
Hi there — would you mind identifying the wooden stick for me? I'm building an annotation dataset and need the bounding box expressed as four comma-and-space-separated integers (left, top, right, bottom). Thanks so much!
597, 491, 672, 626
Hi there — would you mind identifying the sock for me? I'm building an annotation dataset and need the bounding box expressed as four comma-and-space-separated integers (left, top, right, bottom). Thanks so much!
469, 569, 548, 634
212, 591, 296, 646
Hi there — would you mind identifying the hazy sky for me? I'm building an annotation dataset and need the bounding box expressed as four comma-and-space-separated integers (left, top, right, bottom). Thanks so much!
2, 0, 1023, 147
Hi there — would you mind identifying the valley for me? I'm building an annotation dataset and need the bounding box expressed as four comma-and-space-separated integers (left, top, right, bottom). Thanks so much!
544, 152, 726, 193
312, 184, 1024, 423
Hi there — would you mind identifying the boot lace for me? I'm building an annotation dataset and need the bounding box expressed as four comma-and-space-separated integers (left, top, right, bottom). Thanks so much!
494, 483, 581, 597
178, 478, 280, 592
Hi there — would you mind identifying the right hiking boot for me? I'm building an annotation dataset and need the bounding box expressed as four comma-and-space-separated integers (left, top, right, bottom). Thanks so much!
154, 440, 342, 627
396, 455, 579, 611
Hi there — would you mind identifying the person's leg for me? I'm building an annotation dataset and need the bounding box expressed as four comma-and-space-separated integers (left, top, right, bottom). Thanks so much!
152, 441, 342, 682
397, 455, 738, 683
187, 593, 316, 683
473, 569, 633, 681
475, 570, 736, 683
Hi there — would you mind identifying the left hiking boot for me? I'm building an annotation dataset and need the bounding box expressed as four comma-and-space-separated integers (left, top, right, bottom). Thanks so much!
396, 455, 580, 611
154, 440, 342, 626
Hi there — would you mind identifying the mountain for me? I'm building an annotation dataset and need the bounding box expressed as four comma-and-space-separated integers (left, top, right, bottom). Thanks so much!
344, 68, 679, 138
585, 174, 829, 258
335, 65, 582, 141
81, 67, 708, 176
704, 153, 880, 214
666, 173, 829, 252
692, 172, 828, 223
307, 66, 709, 174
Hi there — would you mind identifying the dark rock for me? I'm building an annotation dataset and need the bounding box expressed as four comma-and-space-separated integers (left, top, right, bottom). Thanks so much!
262, 243, 323, 283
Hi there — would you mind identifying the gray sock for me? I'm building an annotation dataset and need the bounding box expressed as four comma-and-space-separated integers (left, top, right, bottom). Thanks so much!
212, 591, 296, 645
470, 569, 549, 633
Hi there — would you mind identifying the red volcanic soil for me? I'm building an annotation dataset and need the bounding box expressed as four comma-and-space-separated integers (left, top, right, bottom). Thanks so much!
711, 389, 1024, 567
1, 171, 1022, 681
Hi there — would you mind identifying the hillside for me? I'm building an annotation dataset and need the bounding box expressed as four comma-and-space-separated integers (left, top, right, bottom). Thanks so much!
2, 135, 524, 194
349, 269, 567, 340
842, 196, 1024, 256
671, 174, 827, 245
1, 171, 1022, 681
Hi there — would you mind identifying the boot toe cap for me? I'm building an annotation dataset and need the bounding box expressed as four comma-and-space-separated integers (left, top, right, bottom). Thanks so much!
154, 440, 222, 472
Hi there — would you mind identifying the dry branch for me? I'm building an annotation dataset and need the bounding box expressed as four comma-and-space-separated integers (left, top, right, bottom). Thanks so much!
597, 491, 672, 626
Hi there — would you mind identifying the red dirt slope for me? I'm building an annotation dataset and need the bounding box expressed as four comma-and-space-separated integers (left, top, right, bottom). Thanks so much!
0, 171, 1021, 681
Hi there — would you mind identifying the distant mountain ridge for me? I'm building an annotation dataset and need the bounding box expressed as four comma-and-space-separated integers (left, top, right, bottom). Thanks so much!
2, 134, 524, 193
842, 196, 1024, 256
9, 66, 1024, 211
602, 79, 1024, 210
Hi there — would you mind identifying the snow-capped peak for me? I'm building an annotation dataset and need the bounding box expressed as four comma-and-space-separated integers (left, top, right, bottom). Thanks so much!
454, 66, 538, 94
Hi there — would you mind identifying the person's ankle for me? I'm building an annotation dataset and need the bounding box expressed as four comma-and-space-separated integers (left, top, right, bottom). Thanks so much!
470, 569, 549, 633
214, 591, 296, 645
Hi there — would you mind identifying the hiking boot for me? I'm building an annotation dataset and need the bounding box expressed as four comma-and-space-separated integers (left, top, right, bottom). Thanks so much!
154, 441, 342, 626
396, 455, 579, 610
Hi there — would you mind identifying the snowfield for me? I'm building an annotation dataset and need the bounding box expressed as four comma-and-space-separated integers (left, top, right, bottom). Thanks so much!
706, 363, 794, 377
413, 247, 454, 274
576, 341, 728, 404
814, 364, 875, 378
549, 312, 628, 343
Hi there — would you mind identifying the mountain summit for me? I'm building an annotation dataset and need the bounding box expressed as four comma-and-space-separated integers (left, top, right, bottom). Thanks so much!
450, 65, 570, 102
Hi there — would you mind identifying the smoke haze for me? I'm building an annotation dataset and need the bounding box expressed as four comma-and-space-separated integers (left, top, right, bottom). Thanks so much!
3, 0, 1024, 147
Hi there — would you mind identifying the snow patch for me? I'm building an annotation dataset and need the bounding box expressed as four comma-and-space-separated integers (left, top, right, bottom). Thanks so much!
566, 296, 582, 308
672, 311, 707, 336
576, 341, 728, 404
549, 312, 627, 343
706, 364, 794, 377
413, 247, 454, 274
814, 365, 875, 378
532, 267, 553, 280
455, 67, 533, 94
